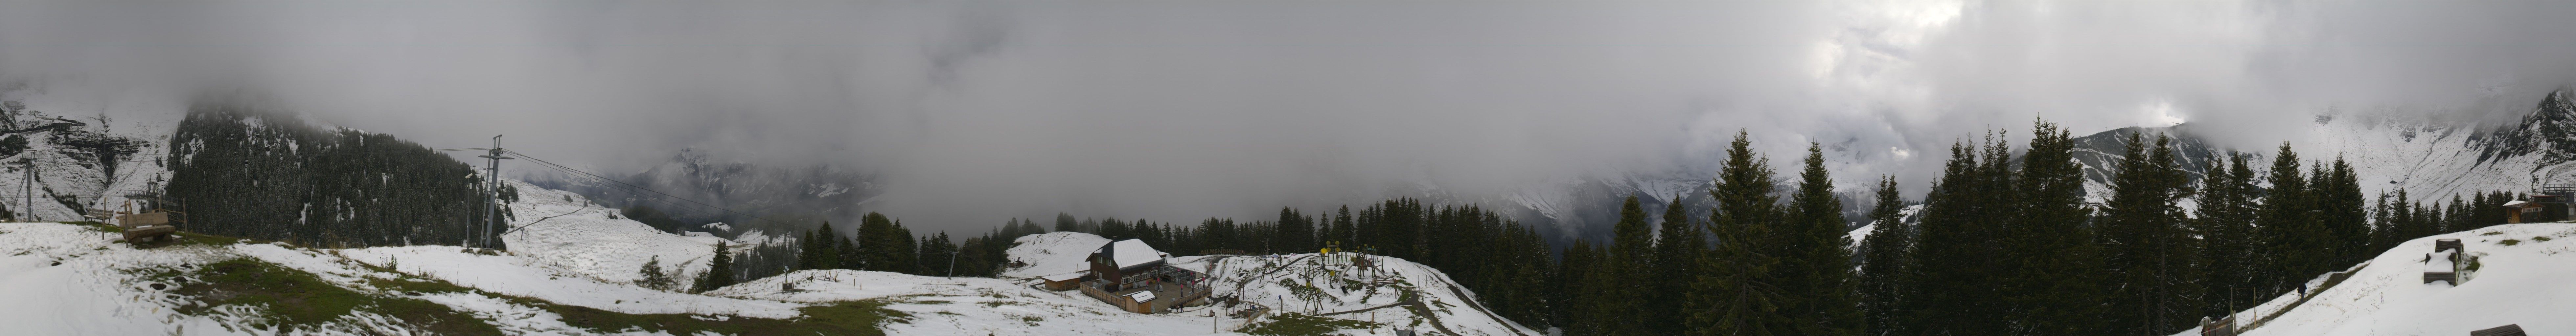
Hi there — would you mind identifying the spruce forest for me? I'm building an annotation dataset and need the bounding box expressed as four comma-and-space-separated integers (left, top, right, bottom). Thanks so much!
741, 120, 2532, 336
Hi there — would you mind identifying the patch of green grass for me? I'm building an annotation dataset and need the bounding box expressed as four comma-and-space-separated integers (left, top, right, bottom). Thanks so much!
2501, 239, 2522, 246
159, 258, 497, 335
1243, 313, 1383, 336
522, 297, 905, 336
2482, 231, 2505, 236
2537, 236, 2553, 242
68, 221, 258, 247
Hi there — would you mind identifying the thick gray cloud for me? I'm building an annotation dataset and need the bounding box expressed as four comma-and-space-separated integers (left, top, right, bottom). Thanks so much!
2, 1, 2572, 231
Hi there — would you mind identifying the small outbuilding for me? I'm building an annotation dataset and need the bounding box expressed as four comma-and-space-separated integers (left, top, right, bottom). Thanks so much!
2502, 200, 2542, 223
1040, 271, 1091, 291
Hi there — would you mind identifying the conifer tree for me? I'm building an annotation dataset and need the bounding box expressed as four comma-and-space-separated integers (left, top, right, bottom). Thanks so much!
1785, 143, 1860, 336
1856, 176, 1912, 336
2101, 133, 2200, 335
2003, 122, 2108, 336
637, 256, 676, 291
2321, 158, 2369, 264
2257, 143, 2323, 295
1688, 130, 1793, 336
1649, 192, 1704, 336
2197, 153, 2261, 316
696, 241, 735, 292
1905, 140, 1993, 335
1578, 196, 1652, 335
1553, 239, 1602, 330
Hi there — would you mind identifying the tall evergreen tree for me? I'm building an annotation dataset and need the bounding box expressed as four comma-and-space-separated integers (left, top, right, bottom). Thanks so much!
1576, 196, 1653, 336
696, 241, 736, 292
1856, 176, 1912, 336
1650, 192, 1704, 336
2196, 153, 2262, 316
2321, 157, 2369, 265
2257, 143, 2322, 295
2002, 122, 2108, 336
1688, 130, 1793, 336
1906, 139, 1996, 336
1785, 143, 1860, 336
2100, 134, 2200, 335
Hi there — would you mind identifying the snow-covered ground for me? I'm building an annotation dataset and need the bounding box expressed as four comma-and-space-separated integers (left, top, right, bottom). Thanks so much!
724, 231, 1540, 336
497, 178, 770, 289
0, 222, 245, 335
998, 231, 1113, 279
2188, 222, 2576, 336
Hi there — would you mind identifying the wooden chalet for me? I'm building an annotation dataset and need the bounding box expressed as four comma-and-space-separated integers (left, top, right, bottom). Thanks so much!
1076, 239, 1211, 314
2502, 200, 2542, 223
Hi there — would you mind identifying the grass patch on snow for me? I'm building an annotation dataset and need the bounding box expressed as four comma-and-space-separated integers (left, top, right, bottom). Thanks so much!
521, 297, 905, 336
1243, 313, 1383, 336
156, 258, 498, 335
101, 223, 905, 336
66, 221, 246, 247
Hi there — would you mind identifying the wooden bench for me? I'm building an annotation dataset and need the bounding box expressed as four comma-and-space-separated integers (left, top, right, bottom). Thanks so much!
115, 212, 178, 244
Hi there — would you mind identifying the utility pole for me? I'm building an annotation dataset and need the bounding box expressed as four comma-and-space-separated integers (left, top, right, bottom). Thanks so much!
476, 136, 514, 249
21, 156, 30, 222
946, 249, 959, 278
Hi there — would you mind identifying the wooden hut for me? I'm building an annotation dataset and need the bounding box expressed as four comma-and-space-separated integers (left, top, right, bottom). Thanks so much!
1039, 271, 1091, 291
2502, 200, 2542, 223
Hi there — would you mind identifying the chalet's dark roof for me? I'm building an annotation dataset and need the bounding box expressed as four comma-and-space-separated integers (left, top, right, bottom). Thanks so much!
1092, 239, 1169, 270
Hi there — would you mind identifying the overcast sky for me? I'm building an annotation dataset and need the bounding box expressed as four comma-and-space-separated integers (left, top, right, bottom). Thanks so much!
3, 1, 2574, 231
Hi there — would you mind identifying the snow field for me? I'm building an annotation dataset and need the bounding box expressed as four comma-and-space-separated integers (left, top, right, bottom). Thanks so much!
2197, 222, 2576, 336
0, 223, 248, 336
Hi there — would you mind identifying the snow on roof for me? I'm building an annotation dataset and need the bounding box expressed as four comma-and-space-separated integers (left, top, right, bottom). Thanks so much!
2503, 200, 2532, 208
1040, 271, 1088, 282
1126, 290, 1156, 303
1096, 239, 1167, 270
2425, 252, 2457, 271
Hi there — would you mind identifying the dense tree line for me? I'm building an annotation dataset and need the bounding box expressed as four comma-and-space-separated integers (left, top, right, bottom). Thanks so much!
169, 104, 509, 248
1851, 121, 2527, 336
730, 120, 2539, 336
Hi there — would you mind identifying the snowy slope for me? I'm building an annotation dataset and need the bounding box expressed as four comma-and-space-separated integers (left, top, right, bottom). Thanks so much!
1174, 253, 1540, 336
0, 222, 250, 335
2186, 222, 2576, 336
1, 221, 789, 335
0, 95, 173, 222
498, 178, 766, 288
977, 231, 1538, 336
998, 231, 1113, 279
